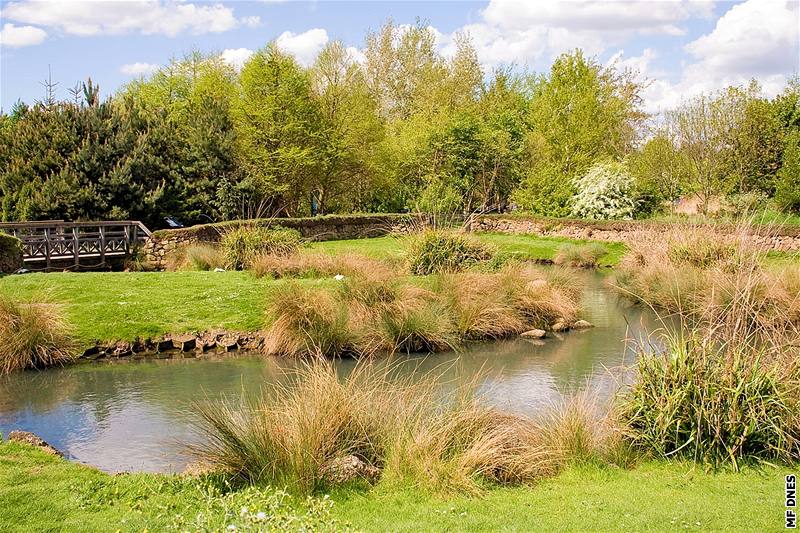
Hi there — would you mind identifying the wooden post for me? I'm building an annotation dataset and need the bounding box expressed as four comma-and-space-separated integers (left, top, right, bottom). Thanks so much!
44, 227, 51, 270
100, 226, 106, 265
72, 226, 80, 268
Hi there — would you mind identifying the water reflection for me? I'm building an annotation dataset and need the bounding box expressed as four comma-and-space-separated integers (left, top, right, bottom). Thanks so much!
0, 271, 659, 473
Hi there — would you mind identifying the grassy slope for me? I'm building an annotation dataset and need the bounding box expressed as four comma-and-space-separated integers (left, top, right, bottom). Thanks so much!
0, 442, 788, 532
0, 234, 621, 344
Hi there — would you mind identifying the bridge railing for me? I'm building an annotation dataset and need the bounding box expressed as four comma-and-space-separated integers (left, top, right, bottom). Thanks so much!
0, 220, 152, 270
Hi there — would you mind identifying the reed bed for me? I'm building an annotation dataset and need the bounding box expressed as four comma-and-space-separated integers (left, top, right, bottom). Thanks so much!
262, 265, 582, 357
192, 361, 609, 494
613, 223, 800, 343
0, 297, 76, 374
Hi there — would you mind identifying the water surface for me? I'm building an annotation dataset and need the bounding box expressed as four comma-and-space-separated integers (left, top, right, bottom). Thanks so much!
0, 271, 658, 473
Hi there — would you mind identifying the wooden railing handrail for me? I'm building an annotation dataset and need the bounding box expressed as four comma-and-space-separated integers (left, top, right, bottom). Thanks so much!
0, 220, 151, 237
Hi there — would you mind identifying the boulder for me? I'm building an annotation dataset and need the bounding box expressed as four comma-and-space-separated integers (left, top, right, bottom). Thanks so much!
572, 320, 594, 329
320, 455, 380, 485
551, 321, 569, 332
521, 329, 546, 339
216, 335, 239, 352
7, 431, 63, 457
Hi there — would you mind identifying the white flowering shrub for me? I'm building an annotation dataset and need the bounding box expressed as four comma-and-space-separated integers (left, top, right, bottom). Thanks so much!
571, 161, 636, 220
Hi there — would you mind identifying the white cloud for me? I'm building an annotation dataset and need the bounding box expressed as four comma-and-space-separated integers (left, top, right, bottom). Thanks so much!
276, 28, 329, 66
0, 22, 47, 47
220, 48, 254, 70
685, 0, 798, 79
441, 0, 713, 71
1, 1, 258, 38
482, 0, 713, 35
642, 0, 799, 113
120, 62, 160, 76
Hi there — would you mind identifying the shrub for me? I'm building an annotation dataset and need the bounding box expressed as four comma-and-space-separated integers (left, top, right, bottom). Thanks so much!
193, 361, 555, 494
185, 245, 225, 271
221, 226, 302, 270
0, 232, 23, 274
553, 242, 608, 268
406, 230, 494, 275
617, 329, 800, 469
0, 297, 76, 374
571, 161, 636, 220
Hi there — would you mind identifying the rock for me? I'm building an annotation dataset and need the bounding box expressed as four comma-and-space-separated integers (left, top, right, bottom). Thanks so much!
551, 321, 569, 332
183, 460, 217, 476
7, 431, 63, 457
216, 335, 239, 352
111, 342, 132, 358
572, 320, 594, 329
172, 334, 196, 352
521, 329, 546, 339
320, 455, 380, 485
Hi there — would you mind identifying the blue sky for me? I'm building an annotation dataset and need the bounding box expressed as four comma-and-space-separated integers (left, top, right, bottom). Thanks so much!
1, 1, 798, 113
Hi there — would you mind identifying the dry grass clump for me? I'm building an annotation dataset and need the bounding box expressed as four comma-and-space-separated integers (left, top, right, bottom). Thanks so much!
0, 297, 76, 374
553, 242, 608, 268
221, 226, 302, 270
262, 266, 582, 357
163, 244, 225, 271
613, 223, 800, 341
193, 361, 559, 494
406, 229, 495, 275
251, 252, 395, 280
617, 326, 800, 469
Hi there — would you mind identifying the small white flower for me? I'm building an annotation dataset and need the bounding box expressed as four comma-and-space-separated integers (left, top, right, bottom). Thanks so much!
240, 506, 248, 516
256, 511, 267, 521
334, 274, 345, 281
227, 525, 237, 531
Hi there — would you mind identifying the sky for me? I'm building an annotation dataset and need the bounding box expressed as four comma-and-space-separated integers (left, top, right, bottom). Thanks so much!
0, 0, 798, 113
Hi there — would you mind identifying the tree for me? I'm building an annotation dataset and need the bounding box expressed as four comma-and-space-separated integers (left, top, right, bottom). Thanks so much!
629, 131, 687, 214
310, 41, 386, 213
514, 50, 644, 216
572, 160, 636, 220
234, 44, 325, 216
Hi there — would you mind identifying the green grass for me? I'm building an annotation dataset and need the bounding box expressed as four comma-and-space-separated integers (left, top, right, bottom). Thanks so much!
0, 442, 790, 532
475, 233, 626, 266
0, 234, 621, 345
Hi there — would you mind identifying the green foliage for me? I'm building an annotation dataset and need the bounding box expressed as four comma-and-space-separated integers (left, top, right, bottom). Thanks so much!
406, 230, 494, 275
775, 130, 800, 213
221, 226, 302, 270
515, 51, 643, 216
0, 232, 23, 274
618, 331, 800, 469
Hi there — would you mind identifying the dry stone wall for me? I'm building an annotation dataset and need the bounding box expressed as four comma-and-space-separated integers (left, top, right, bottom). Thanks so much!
471, 216, 800, 252
142, 214, 417, 268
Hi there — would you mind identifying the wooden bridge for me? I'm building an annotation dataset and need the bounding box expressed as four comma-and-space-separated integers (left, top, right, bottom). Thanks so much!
0, 220, 151, 271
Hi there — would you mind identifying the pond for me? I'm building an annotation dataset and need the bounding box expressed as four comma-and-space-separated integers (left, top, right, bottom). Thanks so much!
0, 271, 660, 473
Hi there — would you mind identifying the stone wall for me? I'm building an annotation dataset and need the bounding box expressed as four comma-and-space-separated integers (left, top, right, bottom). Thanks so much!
470, 215, 800, 252
142, 214, 417, 267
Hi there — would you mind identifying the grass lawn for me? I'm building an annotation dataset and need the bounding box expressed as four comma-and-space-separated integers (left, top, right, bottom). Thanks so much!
0, 234, 622, 344
0, 442, 790, 532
